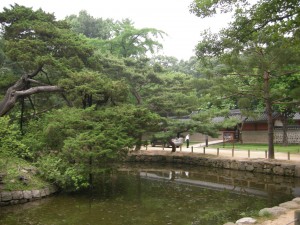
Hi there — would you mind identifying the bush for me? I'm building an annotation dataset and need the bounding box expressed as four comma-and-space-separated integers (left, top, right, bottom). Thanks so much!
36, 154, 89, 190
0, 116, 29, 158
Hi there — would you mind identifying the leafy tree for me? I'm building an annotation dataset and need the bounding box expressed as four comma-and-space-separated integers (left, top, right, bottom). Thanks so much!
89, 53, 164, 106
0, 116, 28, 158
59, 70, 129, 108
0, 4, 93, 117
92, 19, 166, 58
0, 38, 6, 66
150, 55, 202, 77
190, 0, 248, 18
272, 73, 300, 145
190, 0, 300, 158
150, 107, 238, 152
23, 105, 162, 189
65, 10, 114, 39
143, 72, 201, 117
141, 71, 228, 152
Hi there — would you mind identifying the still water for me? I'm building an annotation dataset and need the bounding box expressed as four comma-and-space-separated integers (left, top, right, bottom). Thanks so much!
1, 164, 300, 225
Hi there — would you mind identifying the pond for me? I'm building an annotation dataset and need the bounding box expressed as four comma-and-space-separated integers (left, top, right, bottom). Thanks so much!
1, 163, 300, 225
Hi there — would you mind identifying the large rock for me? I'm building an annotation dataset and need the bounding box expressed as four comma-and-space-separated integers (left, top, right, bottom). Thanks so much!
23, 190, 32, 200
40, 189, 46, 197
44, 187, 50, 196
292, 197, 300, 204
11, 191, 23, 200
1, 192, 12, 201
31, 190, 41, 198
236, 217, 257, 224
259, 206, 287, 217
279, 201, 299, 209
245, 164, 254, 171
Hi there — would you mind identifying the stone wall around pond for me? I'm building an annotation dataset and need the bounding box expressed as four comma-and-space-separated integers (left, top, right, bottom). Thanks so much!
0, 185, 58, 207
126, 153, 300, 178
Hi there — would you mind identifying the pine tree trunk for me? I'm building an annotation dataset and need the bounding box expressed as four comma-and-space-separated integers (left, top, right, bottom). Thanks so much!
169, 140, 176, 152
0, 67, 63, 117
134, 134, 143, 151
282, 115, 288, 146
264, 71, 274, 159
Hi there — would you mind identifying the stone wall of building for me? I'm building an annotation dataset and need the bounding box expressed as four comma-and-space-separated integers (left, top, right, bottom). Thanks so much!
126, 153, 300, 178
0, 185, 58, 207
189, 132, 222, 142
241, 131, 268, 143
274, 128, 300, 144
242, 129, 300, 144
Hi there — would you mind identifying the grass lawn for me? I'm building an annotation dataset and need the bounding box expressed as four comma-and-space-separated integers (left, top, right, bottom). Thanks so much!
0, 154, 49, 191
208, 143, 300, 153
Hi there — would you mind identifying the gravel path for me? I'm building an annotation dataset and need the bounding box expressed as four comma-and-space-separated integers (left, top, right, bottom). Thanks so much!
141, 143, 300, 162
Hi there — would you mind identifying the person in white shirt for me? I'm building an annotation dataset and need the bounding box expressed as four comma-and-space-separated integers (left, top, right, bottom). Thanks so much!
185, 134, 190, 148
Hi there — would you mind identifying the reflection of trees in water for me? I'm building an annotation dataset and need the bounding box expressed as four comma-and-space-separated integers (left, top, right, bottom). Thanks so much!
84, 164, 298, 205
1, 166, 298, 225
133, 165, 299, 199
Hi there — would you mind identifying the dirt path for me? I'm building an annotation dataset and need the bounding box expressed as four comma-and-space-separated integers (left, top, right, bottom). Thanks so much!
141, 144, 300, 162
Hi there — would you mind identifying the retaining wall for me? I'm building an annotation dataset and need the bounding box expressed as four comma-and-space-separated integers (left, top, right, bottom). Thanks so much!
0, 185, 58, 207
126, 153, 300, 178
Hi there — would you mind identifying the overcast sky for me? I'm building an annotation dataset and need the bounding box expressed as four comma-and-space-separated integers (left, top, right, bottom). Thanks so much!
0, 0, 232, 60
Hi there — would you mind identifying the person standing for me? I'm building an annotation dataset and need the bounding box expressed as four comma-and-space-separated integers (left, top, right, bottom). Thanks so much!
185, 134, 190, 148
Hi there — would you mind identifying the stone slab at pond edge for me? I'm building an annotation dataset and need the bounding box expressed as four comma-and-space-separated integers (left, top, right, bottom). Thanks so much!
126, 151, 300, 177
0, 185, 58, 207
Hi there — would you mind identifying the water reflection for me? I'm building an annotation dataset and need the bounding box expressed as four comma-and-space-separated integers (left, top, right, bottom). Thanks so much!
130, 164, 300, 200
0, 164, 299, 225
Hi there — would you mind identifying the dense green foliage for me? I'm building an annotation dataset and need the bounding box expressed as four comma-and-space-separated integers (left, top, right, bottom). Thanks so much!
190, 0, 300, 158
0, 116, 28, 158
0, 1, 299, 190
0, 116, 50, 191
21, 105, 162, 189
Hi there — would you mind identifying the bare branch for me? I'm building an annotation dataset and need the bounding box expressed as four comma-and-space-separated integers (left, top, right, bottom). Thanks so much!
27, 78, 50, 86
15, 86, 63, 97
0, 84, 63, 117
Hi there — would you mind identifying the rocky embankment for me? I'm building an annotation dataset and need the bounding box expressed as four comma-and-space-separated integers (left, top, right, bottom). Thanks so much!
224, 197, 300, 225
0, 185, 58, 206
0, 167, 57, 207
127, 151, 300, 177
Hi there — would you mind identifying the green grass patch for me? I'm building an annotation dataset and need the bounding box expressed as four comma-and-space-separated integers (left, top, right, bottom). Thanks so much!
0, 153, 50, 191
208, 143, 300, 153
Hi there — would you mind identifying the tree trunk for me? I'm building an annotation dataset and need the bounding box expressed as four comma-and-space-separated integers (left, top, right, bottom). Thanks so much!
237, 117, 247, 144
169, 140, 176, 152
282, 114, 288, 146
131, 89, 142, 105
264, 71, 274, 159
89, 155, 93, 189
134, 134, 143, 151
0, 72, 63, 117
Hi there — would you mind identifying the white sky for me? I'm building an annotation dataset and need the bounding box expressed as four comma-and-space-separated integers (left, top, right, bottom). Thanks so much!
0, 0, 232, 60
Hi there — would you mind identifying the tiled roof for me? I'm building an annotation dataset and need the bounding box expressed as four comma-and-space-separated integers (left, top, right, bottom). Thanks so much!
196, 110, 300, 123
245, 112, 300, 122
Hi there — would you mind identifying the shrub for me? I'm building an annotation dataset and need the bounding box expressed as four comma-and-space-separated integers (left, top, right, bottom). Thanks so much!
0, 116, 28, 158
